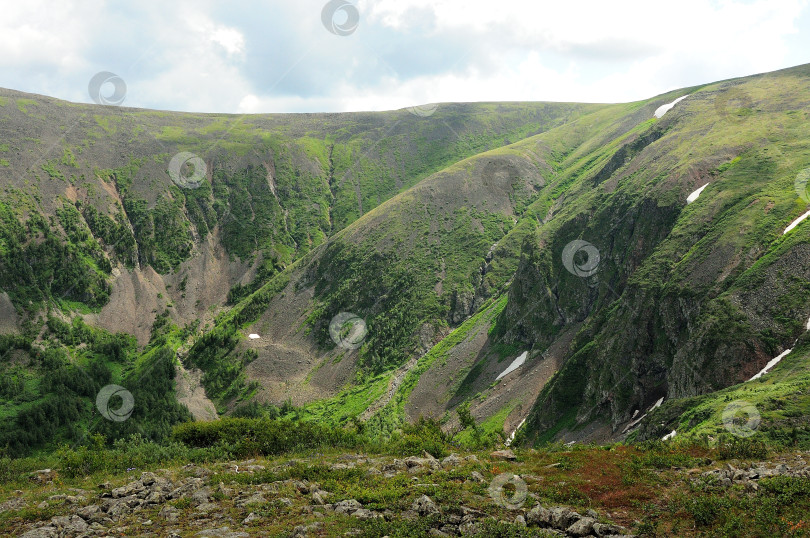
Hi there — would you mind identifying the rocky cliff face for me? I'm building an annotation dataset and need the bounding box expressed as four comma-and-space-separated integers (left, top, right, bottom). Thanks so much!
506, 66, 810, 441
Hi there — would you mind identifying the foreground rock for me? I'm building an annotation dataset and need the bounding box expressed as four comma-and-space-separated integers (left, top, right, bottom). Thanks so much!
694, 457, 810, 490
526, 505, 631, 537
13, 456, 636, 538
490, 449, 517, 461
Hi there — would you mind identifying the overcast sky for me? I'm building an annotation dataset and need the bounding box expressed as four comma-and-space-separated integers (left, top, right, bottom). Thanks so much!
1, 0, 809, 113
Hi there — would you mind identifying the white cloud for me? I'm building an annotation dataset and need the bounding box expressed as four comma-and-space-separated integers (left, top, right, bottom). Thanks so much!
0, 0, 807, 113
211, 27, 246, 56
0, 2, 92, 67
349, 0, 808, 109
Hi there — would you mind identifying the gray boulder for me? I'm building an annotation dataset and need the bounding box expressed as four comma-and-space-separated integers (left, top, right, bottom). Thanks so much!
412, 494, 440, 516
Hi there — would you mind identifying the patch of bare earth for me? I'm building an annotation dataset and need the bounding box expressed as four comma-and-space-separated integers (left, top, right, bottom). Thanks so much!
406, 313, 577, 438
82, 265, 166, 346
174, 362, 218, 421
83, 229, 256, 346
475, 326, 578, 437
165, 229, 258, 329
0, 292, 20, 334
243, 270, 359, 406
405, 313, 494, 423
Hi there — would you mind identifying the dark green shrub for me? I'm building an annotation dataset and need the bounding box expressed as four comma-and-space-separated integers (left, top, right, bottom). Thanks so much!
715, 435, 768, 460
171, 417, 360, 457
386, 417, 449, 458
683, 495, 727, 527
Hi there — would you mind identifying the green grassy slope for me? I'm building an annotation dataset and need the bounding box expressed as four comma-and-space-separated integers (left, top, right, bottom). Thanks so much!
0, 87, 598, 314
4, 63, 810, 458
505, 64, 810, 443
0, 87, 603, 454
634, 333, 810, 446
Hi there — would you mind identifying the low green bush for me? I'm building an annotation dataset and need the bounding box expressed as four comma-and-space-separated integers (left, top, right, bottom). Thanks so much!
714, 435, 769, 460
171, 417, 360, 457
54, 433, 194, 478
385, 417, 450, 458
682, 494, 730, 527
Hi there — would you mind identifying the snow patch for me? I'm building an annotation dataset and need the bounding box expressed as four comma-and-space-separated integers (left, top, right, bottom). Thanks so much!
622, 397, 666, 433
654, 95, 690, 119
496, 351, 528, 381
248, 333, 260, 339
749, 348, 792, 381
504, 417, 527, 447
783, 209, 810, 234
687, 183, 709, 204
662, 430, 677, 441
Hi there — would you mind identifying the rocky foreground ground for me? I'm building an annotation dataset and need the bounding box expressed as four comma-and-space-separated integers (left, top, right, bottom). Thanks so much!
3, 447, 810, 537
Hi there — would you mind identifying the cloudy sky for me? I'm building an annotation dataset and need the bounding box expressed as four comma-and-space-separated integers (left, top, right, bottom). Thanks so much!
1, 0, 809, 113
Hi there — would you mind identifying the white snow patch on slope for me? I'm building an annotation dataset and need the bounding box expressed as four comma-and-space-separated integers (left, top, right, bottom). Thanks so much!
687, 183, 709, 204
749, 348, 792, 381
622, 397, 666, 433
784, 209, 810, 234
654, 95, 690, 118
496, 351, 528, 381
662, 430, 677, 441
505, 417, 527, 447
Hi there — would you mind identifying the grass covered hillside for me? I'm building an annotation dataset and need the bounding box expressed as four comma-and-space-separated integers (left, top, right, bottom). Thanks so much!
504, 64, 810, 444
1, 62, 810, 494
0, 88, 600, 455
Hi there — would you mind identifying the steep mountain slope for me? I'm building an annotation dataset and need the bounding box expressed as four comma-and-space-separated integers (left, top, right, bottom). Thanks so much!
298, 63, 810, 446
182, 132, 559, 415
187, 88, 694, 440
3, 63, 810, 457
0, 88, 593, 335
0, 87, 601, 453
500, 64, 810, 443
